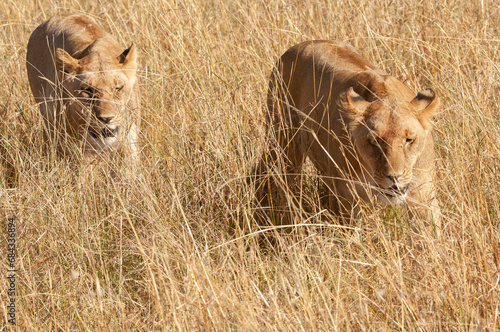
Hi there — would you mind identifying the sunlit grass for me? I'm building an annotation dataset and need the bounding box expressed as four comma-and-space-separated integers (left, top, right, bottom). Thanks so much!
0, 0, 499, 330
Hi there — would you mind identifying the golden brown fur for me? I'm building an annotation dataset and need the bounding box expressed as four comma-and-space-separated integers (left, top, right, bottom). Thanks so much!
256, 40, 440, 226
26, 14, 140, 159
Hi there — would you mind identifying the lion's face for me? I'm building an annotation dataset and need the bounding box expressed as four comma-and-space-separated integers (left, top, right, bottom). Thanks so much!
55, 45, 137, 151
344, 88, 439, 204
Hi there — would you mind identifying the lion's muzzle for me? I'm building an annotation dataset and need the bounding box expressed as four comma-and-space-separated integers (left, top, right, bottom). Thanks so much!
88, 125, 119, 139
386, 183, 409, 197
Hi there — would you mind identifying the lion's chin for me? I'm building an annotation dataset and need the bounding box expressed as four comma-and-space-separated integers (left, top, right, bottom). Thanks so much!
377, 193, 407, 205
88, 126, 119, 139
85, 132, 119, 152
373, 184, 410, 205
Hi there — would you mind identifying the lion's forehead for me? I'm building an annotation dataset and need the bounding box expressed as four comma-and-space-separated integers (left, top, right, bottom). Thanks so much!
77, 69, 130, 91
366, 102, 423, 138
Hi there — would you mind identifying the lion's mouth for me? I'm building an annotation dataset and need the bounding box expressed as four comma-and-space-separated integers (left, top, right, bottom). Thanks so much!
88, 126, 118, 139
384, 183, 410, 197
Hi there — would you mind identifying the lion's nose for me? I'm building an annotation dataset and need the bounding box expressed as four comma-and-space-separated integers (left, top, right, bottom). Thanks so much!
388, 183, 409, 195
97, 115, 114, 124
386, 173, 403, 183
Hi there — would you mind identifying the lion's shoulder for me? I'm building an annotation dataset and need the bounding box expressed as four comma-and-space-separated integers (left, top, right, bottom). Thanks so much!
282, 40, 377, 73
43, 14, 104, 39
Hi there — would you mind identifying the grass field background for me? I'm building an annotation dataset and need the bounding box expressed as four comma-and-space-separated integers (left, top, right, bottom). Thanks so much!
1, 0, 499, 330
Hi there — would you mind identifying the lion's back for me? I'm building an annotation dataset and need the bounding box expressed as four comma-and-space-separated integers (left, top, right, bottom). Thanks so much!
26, 14, 107, 98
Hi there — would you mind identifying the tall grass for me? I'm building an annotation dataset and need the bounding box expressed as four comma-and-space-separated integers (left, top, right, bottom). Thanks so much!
1, 0, 499, 330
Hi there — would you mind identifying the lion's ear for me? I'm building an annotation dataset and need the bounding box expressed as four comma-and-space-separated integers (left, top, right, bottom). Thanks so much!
351, 71, 387, 101
119, 43, 138, 71
55, 48, 80, 75
411, 88, 440, 129
411, 89, 440, 117
343, 87, 370, 117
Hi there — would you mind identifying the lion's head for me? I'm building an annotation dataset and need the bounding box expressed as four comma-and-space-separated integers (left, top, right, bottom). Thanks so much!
342, 76, 440, 204
54, 41, 138, 151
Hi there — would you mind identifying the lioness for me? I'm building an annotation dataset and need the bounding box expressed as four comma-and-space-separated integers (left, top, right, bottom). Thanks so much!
26, 14, 140, 159
257, 40, 440, 227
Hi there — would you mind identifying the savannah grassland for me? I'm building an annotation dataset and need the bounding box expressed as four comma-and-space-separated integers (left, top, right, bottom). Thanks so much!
1, 0, 499, 330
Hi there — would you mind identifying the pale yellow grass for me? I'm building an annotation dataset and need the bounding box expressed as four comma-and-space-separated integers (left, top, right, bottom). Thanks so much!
0, 0, 499, 330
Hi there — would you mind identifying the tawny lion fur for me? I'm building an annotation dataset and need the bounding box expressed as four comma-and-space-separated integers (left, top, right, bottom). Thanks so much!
257, 40, 440, 226
26, 14, 140, 159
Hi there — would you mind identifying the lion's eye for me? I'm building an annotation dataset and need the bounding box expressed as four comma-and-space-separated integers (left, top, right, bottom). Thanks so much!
79, 87, 95, 98
115, 86, 124, 92
406, 138, 415, 144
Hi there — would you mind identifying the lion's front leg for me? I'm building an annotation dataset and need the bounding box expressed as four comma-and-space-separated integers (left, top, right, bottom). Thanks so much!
254, 130, 309, 225
317, 175, 365, 224
406, 179, 441, 237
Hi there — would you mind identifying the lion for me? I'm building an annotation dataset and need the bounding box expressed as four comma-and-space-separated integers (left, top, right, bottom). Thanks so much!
26, 14, 140, 160
256, 40, 441, 228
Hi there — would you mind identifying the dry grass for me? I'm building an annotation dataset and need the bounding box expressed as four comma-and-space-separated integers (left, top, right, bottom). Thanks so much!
1, 0, 499, 330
